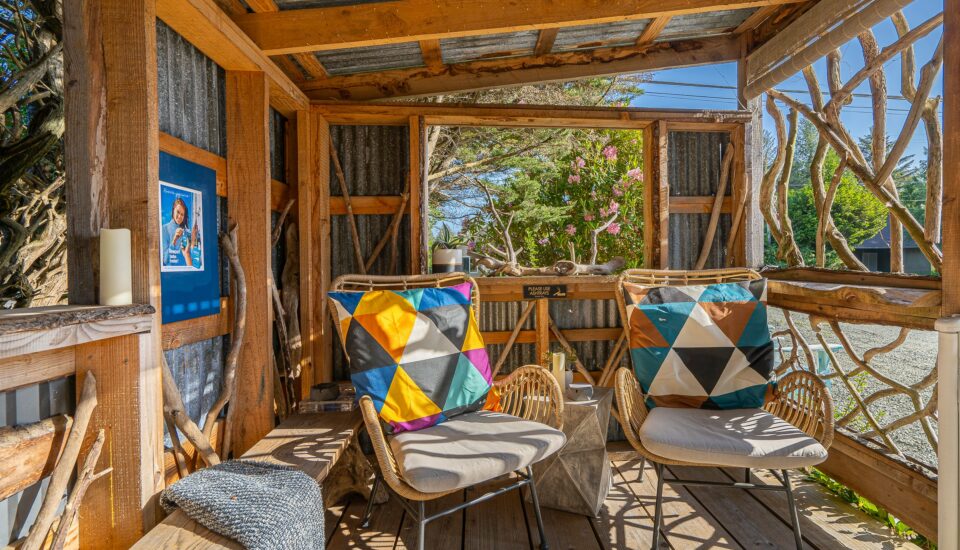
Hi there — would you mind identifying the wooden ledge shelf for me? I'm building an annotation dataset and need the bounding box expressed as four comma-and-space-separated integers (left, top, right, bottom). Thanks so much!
0, 304, 155, 359
767, 279, 941, 330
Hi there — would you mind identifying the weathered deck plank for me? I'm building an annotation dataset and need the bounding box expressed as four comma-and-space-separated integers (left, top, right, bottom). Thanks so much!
304, 458, 922, 550
615, 460, 742, 549
722, 468, 921, 550
669, 465, 815, 549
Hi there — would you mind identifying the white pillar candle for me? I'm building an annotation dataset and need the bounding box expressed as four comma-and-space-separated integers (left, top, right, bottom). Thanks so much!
99, 228, 133, 305
551, 352, 566, 393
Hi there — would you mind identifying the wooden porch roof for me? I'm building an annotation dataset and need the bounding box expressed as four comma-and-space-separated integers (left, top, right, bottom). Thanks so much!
162, 0, 824, 109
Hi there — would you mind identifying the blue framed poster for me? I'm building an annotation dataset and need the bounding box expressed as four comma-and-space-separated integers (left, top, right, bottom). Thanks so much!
159, 151, 221, 324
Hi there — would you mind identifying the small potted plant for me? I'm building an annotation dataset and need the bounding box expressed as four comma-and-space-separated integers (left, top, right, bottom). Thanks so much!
431, 224, 464, 273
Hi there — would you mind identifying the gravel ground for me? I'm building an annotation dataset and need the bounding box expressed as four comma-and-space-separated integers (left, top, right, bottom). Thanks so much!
767, 308, 939, 468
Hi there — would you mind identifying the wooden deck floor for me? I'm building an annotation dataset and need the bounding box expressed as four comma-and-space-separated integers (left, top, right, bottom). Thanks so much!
325, 457, 920, 550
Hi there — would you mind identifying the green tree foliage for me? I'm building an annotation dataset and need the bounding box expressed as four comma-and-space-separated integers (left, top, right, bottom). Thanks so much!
428, 76, 648, 270
462, 130, 645, 268
787, 150, 888, 267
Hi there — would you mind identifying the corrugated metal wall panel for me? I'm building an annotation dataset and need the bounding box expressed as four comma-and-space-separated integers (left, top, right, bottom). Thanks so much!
0, 378, 74, 546
667, 131, 732, 269
157, 20, 226, 156
329, 125, 410, 380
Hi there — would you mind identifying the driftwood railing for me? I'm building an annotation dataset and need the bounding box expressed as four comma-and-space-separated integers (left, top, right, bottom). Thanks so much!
477, 271, 941, 541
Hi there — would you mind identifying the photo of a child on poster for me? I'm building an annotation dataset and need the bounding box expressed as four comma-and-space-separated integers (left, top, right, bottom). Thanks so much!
160, 181, 204, 272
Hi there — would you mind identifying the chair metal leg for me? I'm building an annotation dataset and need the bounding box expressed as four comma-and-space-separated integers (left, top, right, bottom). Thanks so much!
417, 500, 426, 550
781, 469, 803, 549
526, 466, 550, 550
744, 468, 751, 484
652, 462, 665, 550
361, 475, 382, 528
638, 456, 647, 481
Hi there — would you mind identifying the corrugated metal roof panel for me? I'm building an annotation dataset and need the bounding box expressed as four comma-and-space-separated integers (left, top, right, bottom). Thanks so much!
314, 42, 424, 75
552, 19, 652, 53
658, 8, 756, 42
441, 31, 538, 64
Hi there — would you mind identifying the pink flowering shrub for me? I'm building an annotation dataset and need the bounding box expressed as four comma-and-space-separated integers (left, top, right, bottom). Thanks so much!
461, 129, 645, 269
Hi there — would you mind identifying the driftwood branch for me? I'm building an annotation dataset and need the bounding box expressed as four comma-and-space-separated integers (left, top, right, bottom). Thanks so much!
272, 198, 295, 248
694, 143, 734, 270
365, 177, 410, 273
50, 429, 111, 550
161, 354, 219, 467
212, 223, 247, 458
329, 142, 366, 273
21, 373, 97, 550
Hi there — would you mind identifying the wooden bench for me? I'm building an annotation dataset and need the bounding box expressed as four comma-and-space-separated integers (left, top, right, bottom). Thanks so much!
132, 410, 363, 549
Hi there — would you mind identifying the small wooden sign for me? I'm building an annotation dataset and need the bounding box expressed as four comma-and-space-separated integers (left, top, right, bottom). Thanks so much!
523, 284, 568, 299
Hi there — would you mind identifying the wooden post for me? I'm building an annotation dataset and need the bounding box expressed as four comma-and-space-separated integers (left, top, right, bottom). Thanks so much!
939, 1, 960, 545
739, 45, 764, 268
317, 115, 333, 383
296, 111, 316, 397
226, 71, 274, 455
409, 116, 426, 274
297, 110, 334, 390
535, 299, 550, 365
944, 1, 960, 317
63, 0, 165, 545
643, 125, 655, 268
654, 121, 670, 269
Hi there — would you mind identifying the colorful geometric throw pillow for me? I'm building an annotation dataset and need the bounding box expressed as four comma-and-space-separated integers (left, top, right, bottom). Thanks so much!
328, 282, 494, 434
622, 279, 775, 410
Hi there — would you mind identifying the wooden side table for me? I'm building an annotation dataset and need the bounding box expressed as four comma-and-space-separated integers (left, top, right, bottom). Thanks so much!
530, 384, 613, 517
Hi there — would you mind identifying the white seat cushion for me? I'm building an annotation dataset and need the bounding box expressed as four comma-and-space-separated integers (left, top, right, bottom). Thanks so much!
389, 411, 566, 494
638, 408, 827, 469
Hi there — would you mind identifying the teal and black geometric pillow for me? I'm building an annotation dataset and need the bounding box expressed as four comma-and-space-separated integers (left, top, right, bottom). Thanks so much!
623, 279, 775, 410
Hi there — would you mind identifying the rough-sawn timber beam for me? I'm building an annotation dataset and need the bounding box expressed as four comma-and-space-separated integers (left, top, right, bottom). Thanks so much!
234, 0, 805, 55
313, 102, 752, 127
744, 0, 915, 98
303, 35, 740, 101
156, 0, 308, 116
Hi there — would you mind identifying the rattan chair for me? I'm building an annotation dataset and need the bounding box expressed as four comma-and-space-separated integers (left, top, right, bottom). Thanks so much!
329, 273, 565, 550
613, 268, 835, 549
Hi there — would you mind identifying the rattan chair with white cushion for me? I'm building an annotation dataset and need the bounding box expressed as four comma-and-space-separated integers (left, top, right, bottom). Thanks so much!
329, 273, 566, 550
614, 268, 834, 549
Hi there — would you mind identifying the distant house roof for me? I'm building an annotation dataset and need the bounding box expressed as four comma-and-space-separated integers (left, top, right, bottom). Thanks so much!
857, 221, 921, 250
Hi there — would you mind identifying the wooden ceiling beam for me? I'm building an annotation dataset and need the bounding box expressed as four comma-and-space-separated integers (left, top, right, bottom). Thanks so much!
233, 0, 806, 55
535, 28, 559, 56
313, 102, 753, 127
733, 4, 780, 34
294, 53, 329, 79
301, 35, 740, 101
157, 0, 308, 116
636, 15, 672, 46
244, 0, 279, 9
419, 39, 445, 70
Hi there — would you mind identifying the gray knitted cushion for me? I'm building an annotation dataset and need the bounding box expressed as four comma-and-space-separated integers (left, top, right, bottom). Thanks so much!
160, 460, 325, 550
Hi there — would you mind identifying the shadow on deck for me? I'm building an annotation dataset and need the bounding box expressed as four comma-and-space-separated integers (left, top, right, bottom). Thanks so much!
325, 458, 918, 550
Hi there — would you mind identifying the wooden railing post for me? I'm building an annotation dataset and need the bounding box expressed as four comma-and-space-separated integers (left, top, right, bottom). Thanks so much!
940, 1, 960, 545
226, 71, 274, 455
63, 0, 165, 546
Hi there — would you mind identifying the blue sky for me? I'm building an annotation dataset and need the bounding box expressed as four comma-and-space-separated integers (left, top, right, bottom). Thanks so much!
630, 1, 943, 158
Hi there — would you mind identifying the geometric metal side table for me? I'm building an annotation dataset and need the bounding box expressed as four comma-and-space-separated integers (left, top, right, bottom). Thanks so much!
530, 384, 613, 516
